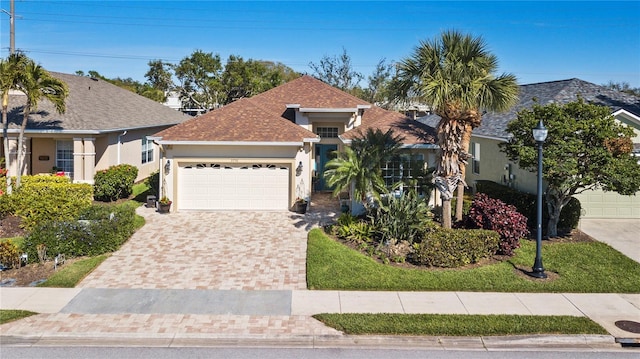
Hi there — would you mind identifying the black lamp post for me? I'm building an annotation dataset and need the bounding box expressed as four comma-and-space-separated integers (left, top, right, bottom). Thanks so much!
530, 119, 548, 279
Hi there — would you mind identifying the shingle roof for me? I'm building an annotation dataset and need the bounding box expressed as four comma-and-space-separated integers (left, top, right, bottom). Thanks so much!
418, 78, 640, 139
342, 106, 437, 145
156, 75, 437, 145
154, 97, 317, 142
6, 72, 191, 132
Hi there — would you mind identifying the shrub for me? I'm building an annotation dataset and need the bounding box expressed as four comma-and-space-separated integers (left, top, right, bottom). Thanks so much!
94, 164, 139, 202
0, 240, 20, 269
24, 203, 138, 261
145, 171, 160, 197
475, 180, 581, 234
336, 221, 375, 244
463, 193, 529, 256
371, 190, 434, 245
12, 177, 93, 231
411, 229, 499, 268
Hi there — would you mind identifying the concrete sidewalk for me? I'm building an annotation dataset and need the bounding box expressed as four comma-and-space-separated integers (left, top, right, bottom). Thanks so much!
1, 287, 639, 348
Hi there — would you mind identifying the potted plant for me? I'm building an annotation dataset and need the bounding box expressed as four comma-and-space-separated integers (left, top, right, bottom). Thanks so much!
294, 197, 308, 214
158, 196, 172, 213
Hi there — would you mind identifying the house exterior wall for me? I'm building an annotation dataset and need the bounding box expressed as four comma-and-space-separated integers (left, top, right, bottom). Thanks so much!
98, 127, 167, 182
616, 113, 640, 144
31, 138, 56, 174
465, 136, 537, 194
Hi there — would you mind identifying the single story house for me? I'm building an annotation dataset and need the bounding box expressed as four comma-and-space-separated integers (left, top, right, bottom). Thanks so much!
3, 72, 192, 183
420, 78, 640, 219
153, 75, 437, 212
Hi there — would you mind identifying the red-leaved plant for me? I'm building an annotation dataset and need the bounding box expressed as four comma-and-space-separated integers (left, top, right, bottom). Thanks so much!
464, 193, 530, 256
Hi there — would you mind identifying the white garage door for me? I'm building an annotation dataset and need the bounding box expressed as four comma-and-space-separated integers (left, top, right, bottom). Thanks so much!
178, 163, 290, 210
575, 189, 640, 219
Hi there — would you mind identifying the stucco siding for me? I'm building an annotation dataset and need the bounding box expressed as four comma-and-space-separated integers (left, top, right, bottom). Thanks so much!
31, 138, 56, 174
465, 137, 534, 194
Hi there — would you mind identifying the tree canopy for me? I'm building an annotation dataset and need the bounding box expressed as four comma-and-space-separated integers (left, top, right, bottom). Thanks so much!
501, 98, 640, 236
392, 30, 519, 227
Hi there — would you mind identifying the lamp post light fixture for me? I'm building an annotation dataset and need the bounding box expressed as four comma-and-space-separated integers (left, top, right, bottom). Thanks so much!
530, 119, 548, 279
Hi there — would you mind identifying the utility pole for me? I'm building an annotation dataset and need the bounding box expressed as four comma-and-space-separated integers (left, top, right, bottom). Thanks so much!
9, 0, 14, 54
1, 0, 15, 54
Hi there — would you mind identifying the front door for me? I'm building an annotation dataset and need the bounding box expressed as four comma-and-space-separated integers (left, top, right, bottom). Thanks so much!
314, 144, 337, 191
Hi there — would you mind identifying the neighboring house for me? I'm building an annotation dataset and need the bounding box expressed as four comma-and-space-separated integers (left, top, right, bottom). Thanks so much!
420, 78, 640, 219
3, 72, 192, 183
153, 75, 437, 212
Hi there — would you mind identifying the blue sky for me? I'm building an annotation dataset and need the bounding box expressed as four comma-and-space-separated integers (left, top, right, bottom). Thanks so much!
1, 1, 639, 87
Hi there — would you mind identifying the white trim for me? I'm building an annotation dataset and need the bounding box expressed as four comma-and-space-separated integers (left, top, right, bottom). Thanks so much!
400, 144, 439, 149
303, 137, 321, 143
300, 107, 360, 113
16, 123, 183, 135
612, 109, 640, 126
471, 133, 509, 142
156, 140, 305, 146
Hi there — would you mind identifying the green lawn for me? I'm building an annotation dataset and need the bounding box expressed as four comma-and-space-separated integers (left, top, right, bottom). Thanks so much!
37, 255, 108, 287
313, 313, 608, 336
307, 228, 640, 293
0, 309, 37, 324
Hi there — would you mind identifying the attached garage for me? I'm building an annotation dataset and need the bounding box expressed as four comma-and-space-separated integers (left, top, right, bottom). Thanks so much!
576, 189, 640, 219
177, 162, 291, 211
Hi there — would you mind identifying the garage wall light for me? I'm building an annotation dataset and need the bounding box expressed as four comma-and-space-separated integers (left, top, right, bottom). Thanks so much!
164, 160, 171, 174
296, 161, 303, 176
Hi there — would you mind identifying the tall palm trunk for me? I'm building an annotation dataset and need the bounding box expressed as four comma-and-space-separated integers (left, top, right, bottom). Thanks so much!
455, 112, 481, 221
1, 92, 11, 195
16, 103, 29, 189
434, 113, 465, 229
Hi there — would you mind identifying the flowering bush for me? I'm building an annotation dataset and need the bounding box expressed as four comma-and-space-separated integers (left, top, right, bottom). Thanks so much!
463, 193, 530, 256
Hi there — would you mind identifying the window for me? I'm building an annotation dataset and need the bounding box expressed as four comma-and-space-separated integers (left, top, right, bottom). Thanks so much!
315, 127, 339, 138
471, 142, 480, 174
56, 140, 73, 176
141, 136, 154, 164
381, 154, 428, 195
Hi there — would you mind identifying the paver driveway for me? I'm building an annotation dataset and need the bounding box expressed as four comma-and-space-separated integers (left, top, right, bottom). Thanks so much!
78, 208, 311, 290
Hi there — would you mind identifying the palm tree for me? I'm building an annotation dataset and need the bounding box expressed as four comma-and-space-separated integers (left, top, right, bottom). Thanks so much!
0, 53, 29, 195
394, 30, 519, 228
324, 129, 404, 208
15, 58, 69, 188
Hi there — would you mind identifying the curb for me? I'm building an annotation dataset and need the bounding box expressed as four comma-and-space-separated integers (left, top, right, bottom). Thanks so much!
0, 334, 625, 351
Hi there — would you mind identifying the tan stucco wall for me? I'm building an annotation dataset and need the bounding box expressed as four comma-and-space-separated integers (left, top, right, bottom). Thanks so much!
98, 127, 166, 182
31, 138, 56, 174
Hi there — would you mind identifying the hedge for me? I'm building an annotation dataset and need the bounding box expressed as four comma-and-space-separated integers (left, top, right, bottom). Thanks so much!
24, 203, 138, 261
475, 180, 581, 233
410, 229, 500, 268
11, 175, 93, 231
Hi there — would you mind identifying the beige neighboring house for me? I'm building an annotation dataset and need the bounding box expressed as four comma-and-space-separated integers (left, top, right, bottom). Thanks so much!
153, 75, 438, 212
420, 78, 640, 219
3, 72, 192, 183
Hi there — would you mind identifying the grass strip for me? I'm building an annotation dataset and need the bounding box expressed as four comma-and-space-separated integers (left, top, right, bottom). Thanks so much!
38, 255, 108, 288
313, 313, 608, 336
307, 228, 640, 293
0, 309, 37, 324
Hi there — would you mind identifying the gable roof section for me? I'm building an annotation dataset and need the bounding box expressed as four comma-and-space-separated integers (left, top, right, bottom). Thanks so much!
154, 97, 317, 142
7, 72, 191, 133
253, 75, 370, 111
419, 78, 640, 140
342, 106, 437, 146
